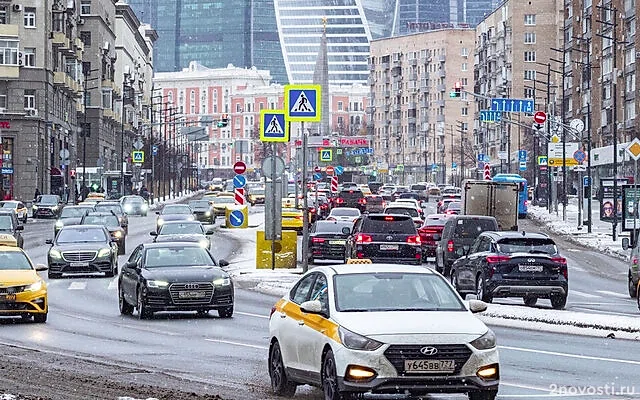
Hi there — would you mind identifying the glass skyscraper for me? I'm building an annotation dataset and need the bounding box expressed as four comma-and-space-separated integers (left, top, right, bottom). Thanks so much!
392, 0, 497, 34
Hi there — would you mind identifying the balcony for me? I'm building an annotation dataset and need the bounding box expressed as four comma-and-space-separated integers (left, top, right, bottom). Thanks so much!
435, 100, 445, 107
420, 99, 429, 108
438, 54, 446, 62
103, 109, 114, 119
409, 58, 417, 66
436, 114, 445, 122
382, 62, 390, 70
437, 83, 446, 92
438, 70, 446, 78
408, 102, 417, 110
51, 31, 68, 47
0, 24, 18, 37
54, 71, 66, 86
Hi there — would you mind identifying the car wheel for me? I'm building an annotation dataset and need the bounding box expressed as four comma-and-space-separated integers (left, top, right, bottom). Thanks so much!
550, 294, 567, 310
322, 349, 349, 400
118, 287, 134, 315
137, 288, 152, 320
629, 274, 637, 298
118, 241, 126, 255
523, 296, 538, 307
33, 313, 47, 323
476, 274, 492, 303
218, 305, 233, 318
269, 341, 297, 397
637, 283, 640, 311
468, 390, 498, 400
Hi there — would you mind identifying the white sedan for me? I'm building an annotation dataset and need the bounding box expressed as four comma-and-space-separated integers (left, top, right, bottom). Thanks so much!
326, 207, 361, 222
268, 264, 499, 400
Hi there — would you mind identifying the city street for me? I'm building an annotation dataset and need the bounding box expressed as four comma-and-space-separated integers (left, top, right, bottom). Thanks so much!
0, 207, 637, 399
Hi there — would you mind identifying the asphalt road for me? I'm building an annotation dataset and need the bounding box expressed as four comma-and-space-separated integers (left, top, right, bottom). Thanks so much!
420, 201, 639, 317
0, 207, 636, 399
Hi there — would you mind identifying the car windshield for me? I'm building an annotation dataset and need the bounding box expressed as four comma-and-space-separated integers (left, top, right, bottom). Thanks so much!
385, 207, 419, 217
123, 197, 144, 204
37, 195, 58, 205
83, 215, 120, 228
189, 200, 211, 208
497, 238, 558, 255
162, 205, 192, 214
95, 204, 122, 214
314, 221, 352, 233
362, 215, 416, 234
339, 190, 363, 199
0, 216, 12, 230
212, 197, 235, 204
0, 202, 16, 209
334, 273, 465, 312
331, 208, 360, 217
57, 227, 107, 243
0, 251, 32, 270
251, 189, 265, 195
60, 207, 89, 218
424, 215, 448, 227
410, 184, 427, 190
144, 246, 215, 268
447, 202, 461, 210
159, 223, 205, 235
453, 219, 496, 238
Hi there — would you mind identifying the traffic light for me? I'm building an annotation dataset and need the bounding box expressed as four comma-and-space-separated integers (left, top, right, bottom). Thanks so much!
450, 81, 462, 98
217, 113, 229, 128
70, 169, 76, 179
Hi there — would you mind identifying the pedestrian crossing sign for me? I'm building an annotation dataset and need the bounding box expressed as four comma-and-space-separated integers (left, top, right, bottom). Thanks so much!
132, 151, 144, 164
284, 84, 321, 122
259, 110, 288, 142
320, 149, 332, 162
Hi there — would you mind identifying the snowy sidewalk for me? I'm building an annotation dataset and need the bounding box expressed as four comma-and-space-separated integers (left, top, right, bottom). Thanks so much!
148, 190, 204, 211
528, 199, 630, 261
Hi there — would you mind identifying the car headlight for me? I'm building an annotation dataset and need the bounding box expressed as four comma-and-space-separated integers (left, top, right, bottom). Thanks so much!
213, 277, 231, 286
123, 205, 132, 213
205, 211, 211, 216
24, 280, 43, 292
157, 218, 164, 225
113, 230, 122, 238
52, 206, 59, 210
147, 280, 169, 288
187, 215, 194, 221
97, 248, 111, 258
55, 220, 64, 228
32, 205, 38, 210
338, 326, 383, 351
141, 204, 148, 211
198, 239, 209, 248
470, 329, 497, 350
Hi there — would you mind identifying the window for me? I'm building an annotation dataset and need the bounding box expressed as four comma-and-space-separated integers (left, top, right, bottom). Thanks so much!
603, 83, 611, 100
309, 274, 329, 314
338, 101, 343, 111
461, 63, 467, 71
0, 40, 18, 66
461, 47, 468, 57
524, 32, 536, 44
602, 56, 613, 74
0, 5, 7, 24
80, 31, 91, 46
524, 14, 536, 25
23, 47, 35, 67
102, 88, 112, 109
627, 73, 636, 92
461, 107, 468, 116
24, 89, 35, 109
80, 0, 91, 15
524, 51, 536, 62
23, 7, 35, 27
0, 95, 6, 110
524, 87, 535, 99
625, 100, 636, 121
625, 48, 635, 66
524, 70, 536, 81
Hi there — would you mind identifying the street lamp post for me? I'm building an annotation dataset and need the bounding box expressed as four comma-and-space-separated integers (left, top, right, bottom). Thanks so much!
120, 70, 131, 197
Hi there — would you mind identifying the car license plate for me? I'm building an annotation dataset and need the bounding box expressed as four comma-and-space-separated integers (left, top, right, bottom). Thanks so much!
0, 294, 16, 302
404, 359, 455, 373
178, 291, 206, 299
70, 262, 89, 267
329, 240, 346, 245
380, 244, 399, 251
519, 265, 543, 272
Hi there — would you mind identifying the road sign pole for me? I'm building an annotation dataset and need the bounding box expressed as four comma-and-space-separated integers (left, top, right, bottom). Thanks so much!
301, 121, 310, 273
271, 142, 277, 270
634, 159, 638, 248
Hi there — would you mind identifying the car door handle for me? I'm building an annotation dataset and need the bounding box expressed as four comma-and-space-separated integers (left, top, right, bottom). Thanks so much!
280, 314, 286, 319
298, 320, 305, 326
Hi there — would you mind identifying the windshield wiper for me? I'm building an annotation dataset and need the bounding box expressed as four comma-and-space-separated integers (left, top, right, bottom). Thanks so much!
338, 308, 371, 312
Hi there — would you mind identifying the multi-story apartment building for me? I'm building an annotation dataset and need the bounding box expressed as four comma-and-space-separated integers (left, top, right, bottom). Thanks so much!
474, 0, 561, 180
369, 29, 475, 184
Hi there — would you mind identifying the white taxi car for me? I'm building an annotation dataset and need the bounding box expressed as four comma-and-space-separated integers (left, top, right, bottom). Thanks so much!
268, 264, 499, 400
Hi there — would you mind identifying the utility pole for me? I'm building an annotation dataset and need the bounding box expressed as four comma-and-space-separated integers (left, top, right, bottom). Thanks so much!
550, 46, 568, 221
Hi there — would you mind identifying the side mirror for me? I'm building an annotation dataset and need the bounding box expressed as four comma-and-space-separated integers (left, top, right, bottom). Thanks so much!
218, 259, 229, 267
149, 231, 158, 236
34, 263, 48, 271
300, 300, 324, 315
16, 225, 24, 231
111, 237, 118, 242
341, 226, 351, 235
468, 299, 488, 314
432, 234, 441, 241
206, 227, 215, 235
45, 239, 53, 245
155, 211, 160, 215
622, 237, 630, 251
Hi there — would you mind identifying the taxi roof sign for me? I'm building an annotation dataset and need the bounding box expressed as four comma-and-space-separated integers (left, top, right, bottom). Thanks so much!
0, 234, 18, 247
346, 258, 372, 264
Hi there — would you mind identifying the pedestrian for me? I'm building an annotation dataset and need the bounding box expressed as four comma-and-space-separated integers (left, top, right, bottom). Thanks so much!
34, 188, 41, 201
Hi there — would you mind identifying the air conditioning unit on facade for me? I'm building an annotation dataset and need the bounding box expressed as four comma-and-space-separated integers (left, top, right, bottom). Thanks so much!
13, 4, 22, 12
25, 108, 38, 117
78, 18, 85, 24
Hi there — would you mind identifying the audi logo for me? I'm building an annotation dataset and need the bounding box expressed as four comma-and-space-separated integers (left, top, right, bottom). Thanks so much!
420, 346, 438, 356
184, 283, 200, 290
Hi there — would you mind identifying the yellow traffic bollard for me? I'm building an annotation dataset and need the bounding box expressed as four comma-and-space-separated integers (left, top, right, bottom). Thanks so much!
225, 205, 248, 229
256, 230, 297, 269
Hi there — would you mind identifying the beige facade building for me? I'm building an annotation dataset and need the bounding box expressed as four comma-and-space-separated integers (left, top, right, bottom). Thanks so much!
369, 29, 475, 185
474, 0, 562, 178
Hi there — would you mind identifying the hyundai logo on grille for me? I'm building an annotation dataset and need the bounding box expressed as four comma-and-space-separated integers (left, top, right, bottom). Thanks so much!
527, 258, 536, 263
420, 346, 438, 356
184, 283, 200, 290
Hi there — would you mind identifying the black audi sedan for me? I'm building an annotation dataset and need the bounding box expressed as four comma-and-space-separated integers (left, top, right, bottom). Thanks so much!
80, 211, 126, 255
156, 204, 194, 232
118, 242, 233, 319
150, 220, 213, 249
188, 199, 216, 224
46, 225, 118, 279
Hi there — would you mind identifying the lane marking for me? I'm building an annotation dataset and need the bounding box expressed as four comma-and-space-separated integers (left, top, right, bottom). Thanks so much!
236, 311, 269, 319
204, 338, 268, 350
68, 281, 87, 290
107, 278, 118, 290
596, 290, 630, 299
500, 381, 553, 393
500, 345, 640, 365
570, 290, 600, 299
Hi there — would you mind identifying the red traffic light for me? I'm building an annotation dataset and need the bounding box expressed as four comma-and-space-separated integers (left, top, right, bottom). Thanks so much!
454, 81, 462, 89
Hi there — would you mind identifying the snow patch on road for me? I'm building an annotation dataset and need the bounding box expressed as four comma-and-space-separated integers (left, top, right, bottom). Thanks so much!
0, 395, 17, 400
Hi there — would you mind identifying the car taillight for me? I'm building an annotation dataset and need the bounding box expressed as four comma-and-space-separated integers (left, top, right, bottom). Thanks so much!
321, 204, 328, 209
358, 198, 367, 205
296, 215, 304, 221
446, 210, 455, 215
447, 240, 454, 252
384, 216, 394, 221
407, 235, 421, 245
356, 234, 372, 243
551, 256, 567, 265
336, 198, 344, 204
310, 207, 316, 214
327, 217, 336, 221
487, 266, 496, 278
270, 306, 277, 318
381, 201, 386, 207
486, 255, 510, 263
633, 257, 639, 265
312, 237, 325, 243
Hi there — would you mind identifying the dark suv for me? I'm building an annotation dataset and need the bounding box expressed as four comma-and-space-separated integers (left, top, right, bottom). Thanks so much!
450, 231, 568, 309
435, 215, 499, 276
0, 210, 24, 248
334, 189, 366, 212
345, 214, 421, 265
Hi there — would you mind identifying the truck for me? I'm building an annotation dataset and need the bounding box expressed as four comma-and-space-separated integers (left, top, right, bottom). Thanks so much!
461, 180, 519, 231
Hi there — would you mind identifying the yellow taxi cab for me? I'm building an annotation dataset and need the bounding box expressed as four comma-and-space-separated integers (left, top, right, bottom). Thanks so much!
86, 192, 106, 201
358, 185, 373, 196
248, 188, 265, 205
217, 191, 235, 198
209, 195, 236, 217
0, 236, 48, 323
282, 207, 305, 232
